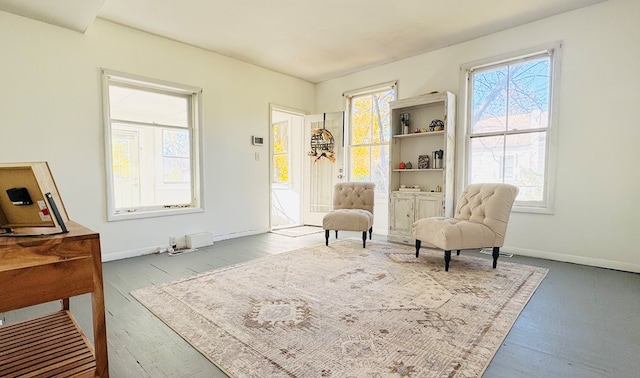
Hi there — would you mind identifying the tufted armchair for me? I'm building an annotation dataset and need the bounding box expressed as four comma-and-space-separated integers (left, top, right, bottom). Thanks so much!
323, 182, 375, 248
411, 183, 519, 271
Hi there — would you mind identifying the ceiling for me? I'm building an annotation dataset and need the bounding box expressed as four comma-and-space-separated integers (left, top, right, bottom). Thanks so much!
1, 0, 606, 83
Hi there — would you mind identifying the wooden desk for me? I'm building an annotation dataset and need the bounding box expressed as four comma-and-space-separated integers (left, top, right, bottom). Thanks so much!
0, 222, 108, 377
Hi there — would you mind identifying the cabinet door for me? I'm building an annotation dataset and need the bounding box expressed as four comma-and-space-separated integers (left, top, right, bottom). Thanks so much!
415, 195, 442, 220
390, 195, 415, 234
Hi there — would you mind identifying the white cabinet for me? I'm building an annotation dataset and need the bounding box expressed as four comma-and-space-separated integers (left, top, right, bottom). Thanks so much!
389, 192, 444, 244
387, 91, 455, 244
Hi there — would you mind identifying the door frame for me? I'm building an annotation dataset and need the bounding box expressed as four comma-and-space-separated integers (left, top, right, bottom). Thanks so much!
269, 104, 307, 231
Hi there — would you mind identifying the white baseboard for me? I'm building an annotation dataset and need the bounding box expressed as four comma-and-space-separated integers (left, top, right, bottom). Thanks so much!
212, 228, 269, 242
102, 228, 270, 262
102, 245, 165, 262
503, 246, 640, 274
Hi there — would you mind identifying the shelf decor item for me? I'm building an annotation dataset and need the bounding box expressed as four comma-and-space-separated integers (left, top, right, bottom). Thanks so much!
400, 113, 410, 134
432, 149, 444, 169
429, 119, 444, 132
418, 155, 430, 169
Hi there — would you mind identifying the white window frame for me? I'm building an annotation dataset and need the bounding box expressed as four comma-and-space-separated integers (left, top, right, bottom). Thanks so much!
101, 69, 203, 221
459, 42, 562, 214
343, 81, 397, 195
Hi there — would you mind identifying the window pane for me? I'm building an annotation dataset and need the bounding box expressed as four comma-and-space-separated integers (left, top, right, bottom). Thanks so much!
273, 122, 288, 154
350, 146, 371, 181
370, 145, 389, 195
351, 95, 373, 145
109, 85, 189, 127
374, 90, 393, 144
472, 67, 508, 134
469, 135, 504, 183
163, 129, 191, 185
505, 131, 546, 202
163, 129, 190, 158
351, 90, 393, 145
273, 155, 289, 183
508, 57, 550, 131
349, 145, 389, 195
272, 121, 289, 184
111, 129, 140, 208
469, 132, 547, 202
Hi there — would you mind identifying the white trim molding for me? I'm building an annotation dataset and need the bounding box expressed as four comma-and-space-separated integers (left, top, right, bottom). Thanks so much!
503, 246, 640, 274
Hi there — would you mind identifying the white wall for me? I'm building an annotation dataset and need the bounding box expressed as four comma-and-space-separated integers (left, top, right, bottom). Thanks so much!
316, 0, 640, 272
0, 14, 315, 261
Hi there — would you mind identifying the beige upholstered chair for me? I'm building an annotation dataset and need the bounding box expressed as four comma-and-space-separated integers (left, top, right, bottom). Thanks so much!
411, 183, 519, 271
323, 182, 375, 248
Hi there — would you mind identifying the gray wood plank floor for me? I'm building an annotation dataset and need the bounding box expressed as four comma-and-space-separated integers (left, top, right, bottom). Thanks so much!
2, 230, 639, 377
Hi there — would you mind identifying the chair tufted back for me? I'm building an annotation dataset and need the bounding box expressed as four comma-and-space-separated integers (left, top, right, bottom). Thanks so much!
333, 182, 375, 214
454, 183, 519, 246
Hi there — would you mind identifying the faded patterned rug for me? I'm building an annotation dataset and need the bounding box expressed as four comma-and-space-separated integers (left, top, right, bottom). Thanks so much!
131, 240, 548, 377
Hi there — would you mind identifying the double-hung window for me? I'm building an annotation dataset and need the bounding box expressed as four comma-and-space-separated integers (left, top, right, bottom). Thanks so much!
463, 44, 561, 213
102, 70, 202, 220
345, 82, 396, 195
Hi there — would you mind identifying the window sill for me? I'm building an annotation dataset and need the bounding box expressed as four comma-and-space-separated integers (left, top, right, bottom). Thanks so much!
512, 205, 554, 215
108, 206, 204, 222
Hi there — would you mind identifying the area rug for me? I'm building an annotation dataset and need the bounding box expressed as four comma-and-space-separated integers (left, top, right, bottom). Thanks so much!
270, 225, 324, 237
131, 240, 548, 377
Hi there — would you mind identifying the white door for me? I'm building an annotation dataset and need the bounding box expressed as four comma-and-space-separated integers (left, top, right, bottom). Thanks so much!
302, 112, 344, 226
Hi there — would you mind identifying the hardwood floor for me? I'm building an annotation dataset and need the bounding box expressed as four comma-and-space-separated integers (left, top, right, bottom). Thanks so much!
2, 230, 639, 377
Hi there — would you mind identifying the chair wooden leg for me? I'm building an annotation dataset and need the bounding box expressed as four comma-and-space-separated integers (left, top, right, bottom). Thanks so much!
415, 240, 421, 258
456, 250, 460, 256
444, 250, 452, 271
362, 231, 367, 248
492, 247, 499, 269
335, 230, 338, 239
325, 230, 329, 246
368, 227, 373, 240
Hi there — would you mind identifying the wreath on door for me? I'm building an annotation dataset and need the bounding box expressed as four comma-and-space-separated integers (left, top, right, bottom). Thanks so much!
307, 114, 336, 162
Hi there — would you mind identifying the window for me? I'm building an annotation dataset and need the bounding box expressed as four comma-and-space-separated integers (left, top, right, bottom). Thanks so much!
463, 44, 560, 213
102, 69, 202, 220
345, 83, 396, 195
